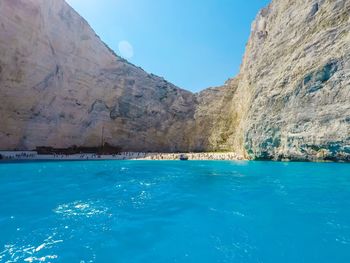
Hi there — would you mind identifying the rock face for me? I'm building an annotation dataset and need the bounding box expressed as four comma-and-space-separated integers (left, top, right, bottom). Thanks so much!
0, 0, 196, 152
0, 0, 349, 161
192, 0, 350, 161
189, 78, 244, 154
242, 0, 350, 161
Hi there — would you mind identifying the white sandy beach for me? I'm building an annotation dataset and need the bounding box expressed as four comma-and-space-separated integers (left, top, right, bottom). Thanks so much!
0, 151, 245, 161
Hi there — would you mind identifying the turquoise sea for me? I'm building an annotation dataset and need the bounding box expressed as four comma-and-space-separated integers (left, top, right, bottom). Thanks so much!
0, 160, 350, 262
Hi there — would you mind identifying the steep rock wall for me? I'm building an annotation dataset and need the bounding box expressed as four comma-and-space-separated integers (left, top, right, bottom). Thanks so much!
0, 0, 196, 152
243, 0, 350, 160
193, 0, 350, 161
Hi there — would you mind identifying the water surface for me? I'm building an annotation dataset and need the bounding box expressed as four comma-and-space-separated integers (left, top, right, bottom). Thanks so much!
0, 161, 349, 262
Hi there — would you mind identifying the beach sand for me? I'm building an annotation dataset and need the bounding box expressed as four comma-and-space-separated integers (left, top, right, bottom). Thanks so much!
0, 151, 245, 161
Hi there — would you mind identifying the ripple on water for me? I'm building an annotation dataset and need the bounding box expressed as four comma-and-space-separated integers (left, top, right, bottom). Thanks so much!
53, 201, 108, 218
0, 234, 62, 263
1, 161, 350, 262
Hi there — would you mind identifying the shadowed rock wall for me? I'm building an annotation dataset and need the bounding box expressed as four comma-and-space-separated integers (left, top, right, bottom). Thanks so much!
0, 0, 196, 152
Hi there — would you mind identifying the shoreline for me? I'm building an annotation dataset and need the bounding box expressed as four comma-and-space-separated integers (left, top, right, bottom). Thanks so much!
0, 151, 246, 161
1, 151, 348, 163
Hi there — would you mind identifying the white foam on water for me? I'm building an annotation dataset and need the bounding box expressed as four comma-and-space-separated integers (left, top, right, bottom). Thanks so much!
24, 255, 58, 262
54, 201, 108, 218
130, 190, 152, 208
335, 236, 350, 245
35, 244, 45, 252
120, 167, 129, 173
232, 211, 246, 217
0, 234, 62, 262
231, 171, 245, 177
139, 182, 152, 187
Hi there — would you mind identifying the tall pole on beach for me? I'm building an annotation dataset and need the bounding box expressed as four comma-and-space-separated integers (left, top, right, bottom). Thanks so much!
101, 125, 105, 148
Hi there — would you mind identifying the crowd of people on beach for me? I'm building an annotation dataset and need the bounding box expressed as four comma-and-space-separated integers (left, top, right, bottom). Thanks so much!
141, 152, 244, 161
0, 152, 37, 160
0, 151, 245, 161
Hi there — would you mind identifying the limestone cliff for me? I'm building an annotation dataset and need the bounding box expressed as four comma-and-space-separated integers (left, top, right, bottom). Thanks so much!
189, 78, 243, 153
193, 0, 350, 161
242, 0, 350, 161
0, 0, 196, 152
0, 0, 349, 161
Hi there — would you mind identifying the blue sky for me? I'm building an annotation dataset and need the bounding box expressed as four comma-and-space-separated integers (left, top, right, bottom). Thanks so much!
66, 0, 270, 92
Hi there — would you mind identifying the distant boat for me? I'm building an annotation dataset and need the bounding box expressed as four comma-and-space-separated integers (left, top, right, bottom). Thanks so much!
179, 154, 189, 161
